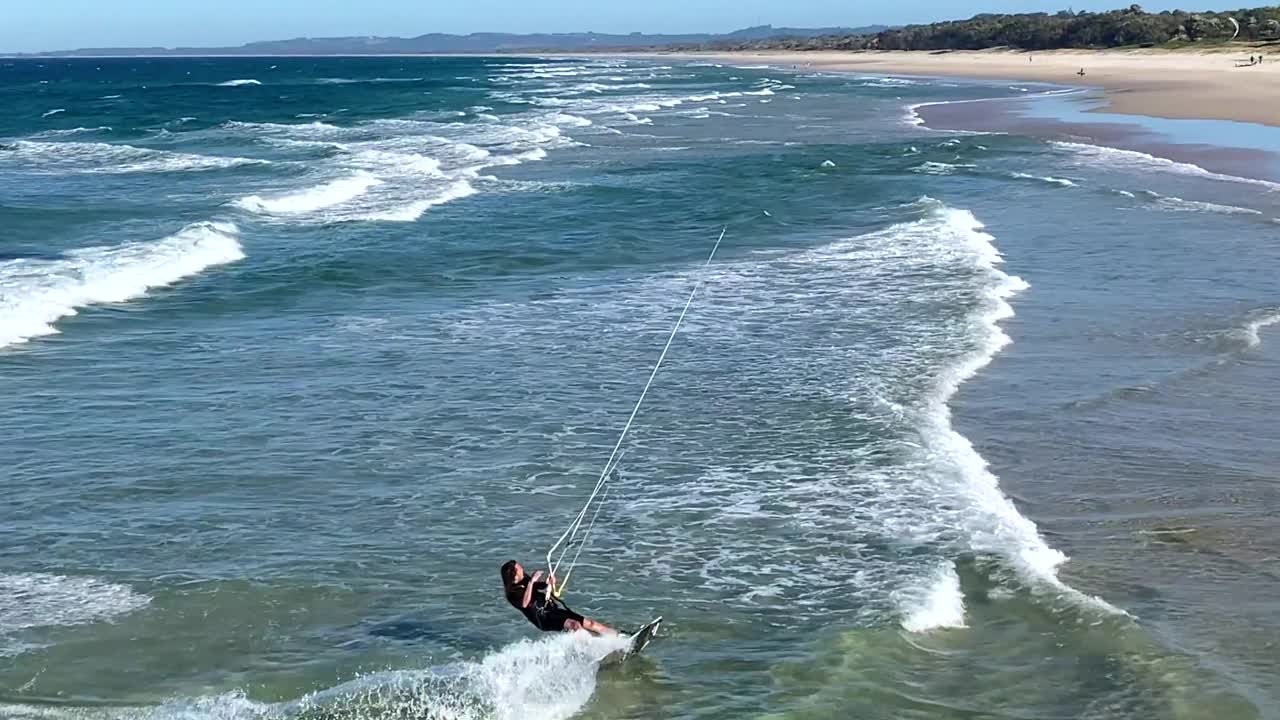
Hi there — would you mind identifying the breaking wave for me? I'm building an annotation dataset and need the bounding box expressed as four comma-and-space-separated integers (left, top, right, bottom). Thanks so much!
1, 140, 266, 174
0, 221, 245, 348
233, 171, 384, 216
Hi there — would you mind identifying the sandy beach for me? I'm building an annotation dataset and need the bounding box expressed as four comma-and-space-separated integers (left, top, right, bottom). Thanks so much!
633, 48, 1280, 127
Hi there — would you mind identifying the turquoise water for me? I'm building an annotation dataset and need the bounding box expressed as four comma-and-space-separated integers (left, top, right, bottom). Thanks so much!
2, 57, 1279, 720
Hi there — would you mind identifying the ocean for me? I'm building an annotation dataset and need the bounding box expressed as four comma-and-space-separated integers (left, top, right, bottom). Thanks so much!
1, 55, 1278, 720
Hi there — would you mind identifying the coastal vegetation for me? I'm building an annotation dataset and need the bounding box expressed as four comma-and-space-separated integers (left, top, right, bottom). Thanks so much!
675, 5, 1280, 51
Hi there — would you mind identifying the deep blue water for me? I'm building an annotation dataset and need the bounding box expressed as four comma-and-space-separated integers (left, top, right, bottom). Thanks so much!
1, 56, 1278, 720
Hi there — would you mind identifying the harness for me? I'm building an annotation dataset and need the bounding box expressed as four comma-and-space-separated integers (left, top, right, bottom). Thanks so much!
510, 581, 578, 629
532, 586, 578, 627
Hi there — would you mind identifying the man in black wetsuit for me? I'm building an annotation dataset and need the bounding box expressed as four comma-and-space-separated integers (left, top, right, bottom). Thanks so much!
500, 560, 617, 635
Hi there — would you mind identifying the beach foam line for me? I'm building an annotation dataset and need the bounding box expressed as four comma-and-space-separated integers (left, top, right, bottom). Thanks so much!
0, 573, 150, 657
1054, 141, 1280, 191
904, 200, 1123, 616
0, 221, 245, 349
904, 87, 1088, 129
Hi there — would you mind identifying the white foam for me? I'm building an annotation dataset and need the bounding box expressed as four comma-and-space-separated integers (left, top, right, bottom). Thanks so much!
218, 79, 261, 87
911, 161, 974, 175
33, 126, 112, 137
355, 179, 478, 223
544, 113, 592, 128
41, 108, 66, 118
562, 82, 608, 94
0, 221, 244, 348
895, 562, 966, 632
349, 147, 446, 175
233, 171, 383, 216
861, 77, 920, 87
1054, 141, 1280, 190
3, 140, 265, 174
903, 102, 927, 127
223, 120, 347, 139
1138, 190, 1262, 215
0, 573, 150, 657
1010, 172, 1076, 187
906, 202, 1119, 612
0, 632, 630, 720
302, 632, 631, 720
219, 107, 575, 226
1238, 311, 1280, 348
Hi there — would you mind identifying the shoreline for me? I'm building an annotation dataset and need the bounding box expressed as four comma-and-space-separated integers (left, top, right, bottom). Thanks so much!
910, 93, 1280, 186
619, 48, 1280, 127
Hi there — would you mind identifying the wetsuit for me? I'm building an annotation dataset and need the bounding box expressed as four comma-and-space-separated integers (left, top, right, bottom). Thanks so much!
505, 579, 584, 632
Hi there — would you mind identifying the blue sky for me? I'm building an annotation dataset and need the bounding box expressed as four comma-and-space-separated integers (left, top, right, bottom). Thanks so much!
6, 1, 1247, 53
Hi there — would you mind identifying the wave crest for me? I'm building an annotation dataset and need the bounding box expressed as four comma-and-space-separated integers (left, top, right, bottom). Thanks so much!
0, 221, 245, 348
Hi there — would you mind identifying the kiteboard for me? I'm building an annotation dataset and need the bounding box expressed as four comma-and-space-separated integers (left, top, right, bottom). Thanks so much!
600, 617, 662, 667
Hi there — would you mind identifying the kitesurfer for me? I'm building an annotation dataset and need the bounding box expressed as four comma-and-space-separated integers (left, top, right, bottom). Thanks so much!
500, 560, 618, 635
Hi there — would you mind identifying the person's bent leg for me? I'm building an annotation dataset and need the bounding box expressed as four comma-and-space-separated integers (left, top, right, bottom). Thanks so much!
556, 613, 618, 636
581, 617, 617, 635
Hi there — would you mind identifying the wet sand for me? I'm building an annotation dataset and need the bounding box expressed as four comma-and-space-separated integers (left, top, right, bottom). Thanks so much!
628, 48, 1280, 127
914, 94, 1280, 185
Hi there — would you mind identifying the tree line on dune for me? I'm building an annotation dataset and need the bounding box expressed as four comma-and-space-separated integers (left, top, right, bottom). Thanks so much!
667, 5, 1280, 52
